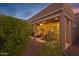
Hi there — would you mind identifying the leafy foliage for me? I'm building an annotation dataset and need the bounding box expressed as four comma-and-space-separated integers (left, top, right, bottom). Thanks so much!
0, 15, 33, 55
39, 31, 63, 56
43, 31, 55, 42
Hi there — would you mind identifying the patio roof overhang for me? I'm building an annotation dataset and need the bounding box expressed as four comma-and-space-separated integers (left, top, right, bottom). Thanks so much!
28, 3, 75, 24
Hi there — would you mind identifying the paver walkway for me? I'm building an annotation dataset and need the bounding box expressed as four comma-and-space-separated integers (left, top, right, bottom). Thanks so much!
18, 38, 79, 56
19, 39, 44, 56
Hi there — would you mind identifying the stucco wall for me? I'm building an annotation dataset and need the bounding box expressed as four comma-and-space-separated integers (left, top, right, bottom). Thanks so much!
63, 4, 75, 42
74, 15, 79, 40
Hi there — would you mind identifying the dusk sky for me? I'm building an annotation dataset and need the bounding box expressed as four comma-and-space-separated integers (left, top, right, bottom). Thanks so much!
0, 3, 79, 20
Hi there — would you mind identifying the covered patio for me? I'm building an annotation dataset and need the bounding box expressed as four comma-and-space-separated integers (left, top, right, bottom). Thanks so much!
28, 3, 75, 51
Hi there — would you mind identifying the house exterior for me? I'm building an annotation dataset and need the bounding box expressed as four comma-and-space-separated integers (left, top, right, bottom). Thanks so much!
75, 13, 79, 39
28, 3, 76, 50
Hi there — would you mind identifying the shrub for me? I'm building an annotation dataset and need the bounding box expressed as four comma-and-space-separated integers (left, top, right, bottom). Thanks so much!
39, 31, 63, 56
0, 15, 33, 55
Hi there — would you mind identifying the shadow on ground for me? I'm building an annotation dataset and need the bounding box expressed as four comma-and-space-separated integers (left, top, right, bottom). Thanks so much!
65, 38, 79, 56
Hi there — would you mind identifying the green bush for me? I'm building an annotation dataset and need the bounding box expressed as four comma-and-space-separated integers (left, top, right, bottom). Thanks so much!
0, 15, 33, 55
39, 31, 63, 56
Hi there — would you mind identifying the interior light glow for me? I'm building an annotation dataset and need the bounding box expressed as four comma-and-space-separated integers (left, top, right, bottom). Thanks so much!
40, 23, 43, 26
51, 30, 54, 32
55, 17, 58, 20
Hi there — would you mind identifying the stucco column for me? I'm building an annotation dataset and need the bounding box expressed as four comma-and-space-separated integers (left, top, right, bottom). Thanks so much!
60, 13, 66, 50
68, 21, 72, 44
33, 24, 37, 40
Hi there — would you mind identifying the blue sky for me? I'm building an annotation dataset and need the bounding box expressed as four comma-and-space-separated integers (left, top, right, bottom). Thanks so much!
0, 3, 79, 20
0, 3, 49, 20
